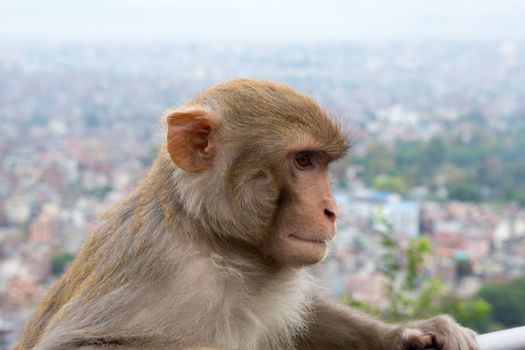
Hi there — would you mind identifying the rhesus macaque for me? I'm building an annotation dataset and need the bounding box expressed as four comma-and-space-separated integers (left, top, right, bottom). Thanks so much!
14, 80, 478, 350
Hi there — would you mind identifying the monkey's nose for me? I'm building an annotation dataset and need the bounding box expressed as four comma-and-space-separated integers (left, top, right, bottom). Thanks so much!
323, 208, 337, 223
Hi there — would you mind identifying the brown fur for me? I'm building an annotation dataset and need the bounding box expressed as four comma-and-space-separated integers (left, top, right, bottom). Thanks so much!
14, 79, 478, 350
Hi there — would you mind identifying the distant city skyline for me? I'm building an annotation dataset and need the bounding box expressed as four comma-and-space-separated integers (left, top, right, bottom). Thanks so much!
0, 0, 524, 44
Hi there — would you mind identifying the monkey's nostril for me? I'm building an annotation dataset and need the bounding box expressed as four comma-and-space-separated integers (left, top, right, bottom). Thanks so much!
324, 209, 336, 221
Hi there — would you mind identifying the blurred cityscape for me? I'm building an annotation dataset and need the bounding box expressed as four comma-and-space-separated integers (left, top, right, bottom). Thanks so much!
1, 41, 525, 347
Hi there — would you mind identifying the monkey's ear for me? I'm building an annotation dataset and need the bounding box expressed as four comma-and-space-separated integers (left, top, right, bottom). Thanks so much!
166, 108, 217, 172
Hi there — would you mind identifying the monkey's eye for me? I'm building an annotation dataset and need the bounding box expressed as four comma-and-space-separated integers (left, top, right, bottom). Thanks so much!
294, 152, 313, 169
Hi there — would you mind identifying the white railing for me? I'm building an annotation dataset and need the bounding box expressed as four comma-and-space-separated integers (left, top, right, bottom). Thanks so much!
476, 326, 525, 350
428, 326, 525, 350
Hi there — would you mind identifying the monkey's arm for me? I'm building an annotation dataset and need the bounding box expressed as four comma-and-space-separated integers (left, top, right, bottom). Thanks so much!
295, 294, 478, 350
295, 295, 397, 350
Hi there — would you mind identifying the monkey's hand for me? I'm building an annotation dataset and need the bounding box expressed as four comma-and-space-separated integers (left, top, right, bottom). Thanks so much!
393, 315, 478, 350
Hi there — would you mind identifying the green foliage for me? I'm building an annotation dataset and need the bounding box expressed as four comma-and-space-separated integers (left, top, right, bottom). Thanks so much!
372, 213, 441, 322
51, 252, 75, 275
478, 277, 525, 329
344, 213, 491, 332
448, 183, 481, 202
440, 296, 492, 332
354, 125, 525, 206
360, 142, 395, 179
372, 175, 407, 195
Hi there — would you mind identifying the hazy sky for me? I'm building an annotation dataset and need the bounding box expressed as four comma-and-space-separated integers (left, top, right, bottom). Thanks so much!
0, 0, 524, 43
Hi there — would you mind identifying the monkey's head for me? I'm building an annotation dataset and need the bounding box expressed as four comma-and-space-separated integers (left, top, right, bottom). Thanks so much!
165, 79, 348, 266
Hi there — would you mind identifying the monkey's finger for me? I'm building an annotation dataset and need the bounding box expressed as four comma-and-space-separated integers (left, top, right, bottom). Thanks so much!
402, 330, 431, 350
418, 334, 433, 347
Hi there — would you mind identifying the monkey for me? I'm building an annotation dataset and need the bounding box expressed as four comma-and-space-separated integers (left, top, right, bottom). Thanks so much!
14, 79, 478, 350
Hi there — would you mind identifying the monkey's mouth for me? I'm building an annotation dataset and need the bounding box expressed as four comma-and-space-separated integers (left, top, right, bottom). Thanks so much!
288, 234, 330, 245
